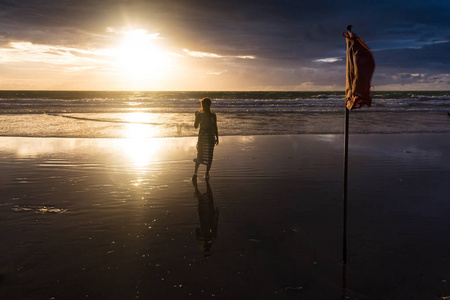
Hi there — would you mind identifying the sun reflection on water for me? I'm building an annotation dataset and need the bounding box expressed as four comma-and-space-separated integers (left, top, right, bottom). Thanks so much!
119, 112, 163, 168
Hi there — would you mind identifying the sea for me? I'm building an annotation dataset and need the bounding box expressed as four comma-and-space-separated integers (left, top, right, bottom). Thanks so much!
0, 90, 449, 138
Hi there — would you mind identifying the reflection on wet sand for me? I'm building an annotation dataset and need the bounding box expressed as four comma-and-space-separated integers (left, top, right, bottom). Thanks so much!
1, 134, 449, 299
119, 137, 163, 168
120, 113, 166, 168
192, 178, 219, 256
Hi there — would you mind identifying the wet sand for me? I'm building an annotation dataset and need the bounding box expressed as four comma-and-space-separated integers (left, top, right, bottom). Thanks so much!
0, 134, 449, 299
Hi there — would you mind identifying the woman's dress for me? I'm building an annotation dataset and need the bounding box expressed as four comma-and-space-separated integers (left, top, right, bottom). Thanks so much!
196, 112, 217, 166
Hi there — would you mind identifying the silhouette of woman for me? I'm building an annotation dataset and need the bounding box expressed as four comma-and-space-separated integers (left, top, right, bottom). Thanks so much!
193, 178, 219, 256
192, 97, 219, 180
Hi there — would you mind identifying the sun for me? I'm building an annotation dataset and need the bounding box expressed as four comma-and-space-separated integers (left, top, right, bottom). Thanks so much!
115, 29, 171, 81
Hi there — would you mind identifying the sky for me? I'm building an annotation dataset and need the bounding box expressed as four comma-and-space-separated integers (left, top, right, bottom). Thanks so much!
1, 0, 449, 91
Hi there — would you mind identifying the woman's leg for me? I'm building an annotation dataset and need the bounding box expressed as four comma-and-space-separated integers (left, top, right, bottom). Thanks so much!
205, 163, 211, 178
193, 135, 201, 179
193, 162, 200, 179
205, 135, 214, 178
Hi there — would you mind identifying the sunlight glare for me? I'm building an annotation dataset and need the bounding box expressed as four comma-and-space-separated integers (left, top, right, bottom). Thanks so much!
120, 112, 163, 168
116, 29, 170, 81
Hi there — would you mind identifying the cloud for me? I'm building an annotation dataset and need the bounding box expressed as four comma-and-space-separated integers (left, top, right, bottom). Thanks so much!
207, 70, 228, 76
1, 0, 450, 90
374, 40, 450, 73
183, 49, 222, 58
391, 73, 425, 80
183, 49, 255, 59
314, 57, 343, 63
1, 41, 111, 67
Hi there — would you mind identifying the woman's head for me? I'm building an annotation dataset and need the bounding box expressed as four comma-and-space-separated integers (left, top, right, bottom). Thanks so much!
200, 97, 211, 112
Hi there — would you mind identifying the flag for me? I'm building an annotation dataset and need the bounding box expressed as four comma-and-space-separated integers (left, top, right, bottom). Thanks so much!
344, 29, 375, 110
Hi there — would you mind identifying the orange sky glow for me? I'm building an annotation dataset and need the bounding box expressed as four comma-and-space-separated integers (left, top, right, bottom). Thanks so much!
1, 27, 267, 91
1, 1, 449, 91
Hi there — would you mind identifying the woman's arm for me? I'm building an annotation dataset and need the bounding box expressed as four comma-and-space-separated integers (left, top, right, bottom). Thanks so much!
194, 111, 200, 129
213, 113, 219, 145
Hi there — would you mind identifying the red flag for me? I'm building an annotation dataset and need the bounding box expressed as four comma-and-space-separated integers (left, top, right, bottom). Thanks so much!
344, 29, 375, 110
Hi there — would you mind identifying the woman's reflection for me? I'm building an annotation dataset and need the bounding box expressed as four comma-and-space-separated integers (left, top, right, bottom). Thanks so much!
192, 178, 219, 256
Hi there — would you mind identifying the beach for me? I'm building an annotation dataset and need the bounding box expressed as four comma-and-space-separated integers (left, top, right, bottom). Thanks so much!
2, 0, 450, 295
1, 133, 449, 299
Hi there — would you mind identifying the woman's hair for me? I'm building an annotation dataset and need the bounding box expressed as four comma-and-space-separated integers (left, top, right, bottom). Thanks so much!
200, 97, 212, 112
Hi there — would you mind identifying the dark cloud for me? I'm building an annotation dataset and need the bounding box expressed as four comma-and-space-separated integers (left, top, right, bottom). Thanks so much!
376, 41, 450, 71
1, 0, 449, 89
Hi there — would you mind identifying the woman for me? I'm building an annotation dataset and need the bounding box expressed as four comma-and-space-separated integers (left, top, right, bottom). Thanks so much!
193, 97, 219, 180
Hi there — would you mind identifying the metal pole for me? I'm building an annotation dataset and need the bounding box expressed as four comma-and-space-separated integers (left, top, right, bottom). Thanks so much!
341, 262, 348, 299
343, 107, 349, 264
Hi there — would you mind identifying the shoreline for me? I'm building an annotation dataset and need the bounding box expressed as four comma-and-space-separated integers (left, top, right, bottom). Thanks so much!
1, 110, 449, 139
1, 128, 450, 139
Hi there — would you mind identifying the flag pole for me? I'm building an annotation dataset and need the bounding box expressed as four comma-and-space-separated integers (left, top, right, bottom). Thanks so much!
343, 107, 349, 264
342, 25, 374, 297
342, 24, 352, 266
